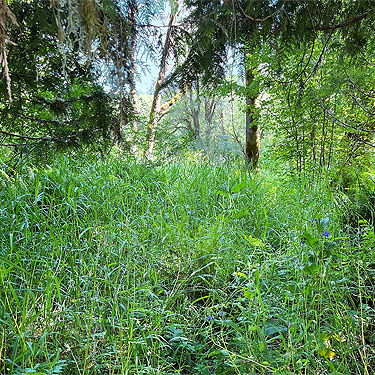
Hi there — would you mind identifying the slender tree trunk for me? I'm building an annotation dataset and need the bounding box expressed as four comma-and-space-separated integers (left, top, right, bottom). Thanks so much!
245, 67, 259, 171
190, 83, 201, 142
193, 103, 200, 142
302, 117, 306, 178
220, 106, 225, 133
127, 0, 138, 153
310, 121, 316, 181
319, 105, 327, 173
145, 11, 177, 161
112, 21, 127, 145
204, 97, 216, 125
0, 0, 17, 102
311, 122, 316, 163
204, 96, 216, 149
327, 96, 336, 170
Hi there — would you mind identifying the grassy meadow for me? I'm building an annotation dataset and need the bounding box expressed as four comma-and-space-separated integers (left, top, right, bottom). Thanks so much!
0, 154, 374, 374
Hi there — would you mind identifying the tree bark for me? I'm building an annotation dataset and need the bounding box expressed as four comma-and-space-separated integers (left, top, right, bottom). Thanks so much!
127, 0, 138, 153
145, 11, 177, 161
0, 0, 18, 102
204, 96, 216, 149
190, 83, 201, 142
111, 20, 127, 145
245, 67, 259, 171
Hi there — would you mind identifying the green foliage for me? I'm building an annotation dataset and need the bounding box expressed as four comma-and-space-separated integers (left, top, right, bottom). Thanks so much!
1, 0, 115, 164
1, 1, 375, 373
259, 28, 375, 181
157, 0, 375, 180
1, 154, 374, 373
166, 0, 375, 90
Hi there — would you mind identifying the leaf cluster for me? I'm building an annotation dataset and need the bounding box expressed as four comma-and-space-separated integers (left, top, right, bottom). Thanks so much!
0, 0, 115, 164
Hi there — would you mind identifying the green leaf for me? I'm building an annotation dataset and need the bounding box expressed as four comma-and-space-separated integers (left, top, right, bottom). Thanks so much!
236, 272, 247, 278
247, 325, 259, 332
319, 217, 330, 230
318, 347, 335, 359
231, 182, 246, 193
244, 289, 255, 299
285, 283, 301, 293
303, 263, 320, 275
234, 209, 250, 219
248, 235, 263, 247
301, 231, 319, 246
264, 318, 288, 337
0, 257, 28, 274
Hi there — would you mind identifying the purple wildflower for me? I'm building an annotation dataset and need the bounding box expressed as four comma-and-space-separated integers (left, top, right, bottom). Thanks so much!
301, 238, 306, 245
294, 257, 302, 266
206, 315, 214, 322
322, 231, 329, 238
218, 312, 226, 321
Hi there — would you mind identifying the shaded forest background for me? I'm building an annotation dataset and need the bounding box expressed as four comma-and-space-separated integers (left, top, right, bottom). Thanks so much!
1, 1, 375, 374
0, 0, 374, 177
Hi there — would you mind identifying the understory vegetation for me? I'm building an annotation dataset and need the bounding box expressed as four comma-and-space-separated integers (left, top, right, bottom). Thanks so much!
1, 153, 374, 374
1, 0, 375, 374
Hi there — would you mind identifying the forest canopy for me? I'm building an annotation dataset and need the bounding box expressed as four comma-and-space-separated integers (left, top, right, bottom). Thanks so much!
1, 1, 375, 374
0, 0, 373, 175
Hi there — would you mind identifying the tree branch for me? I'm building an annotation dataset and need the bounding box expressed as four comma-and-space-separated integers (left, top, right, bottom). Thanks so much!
236, 0, 288, 23
0, 130, 53, 141
310, 13, 368, 31
160, 90, 185, 113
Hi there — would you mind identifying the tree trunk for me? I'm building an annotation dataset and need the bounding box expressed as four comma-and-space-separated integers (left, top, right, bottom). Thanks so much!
127, 0, 138, 153
111, 21, 127, 145
0, 0, 18, 102
204, 96, 216, 149
190, 83, 201, 142
145, 10, 177, 161
319, 105, 327, 171
245, 67, 259, 171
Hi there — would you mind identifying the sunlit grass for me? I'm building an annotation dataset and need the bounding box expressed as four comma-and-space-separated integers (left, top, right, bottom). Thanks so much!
0, 155, 374, 374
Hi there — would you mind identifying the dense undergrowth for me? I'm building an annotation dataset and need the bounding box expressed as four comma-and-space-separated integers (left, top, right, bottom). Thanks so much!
0, 154, 374, 374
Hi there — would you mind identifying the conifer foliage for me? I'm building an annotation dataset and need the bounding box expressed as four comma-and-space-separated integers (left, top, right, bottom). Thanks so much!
0, 1, 374, 167
162, 0, 374, 169
0, 0, 123, 163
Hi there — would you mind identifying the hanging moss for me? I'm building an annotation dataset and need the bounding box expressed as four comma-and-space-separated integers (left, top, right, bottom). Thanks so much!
0, 0, 18, 101
51, 0, 109, 58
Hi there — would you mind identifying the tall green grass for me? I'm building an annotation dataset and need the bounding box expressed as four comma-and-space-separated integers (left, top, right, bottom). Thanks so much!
0, 155, 374, 374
